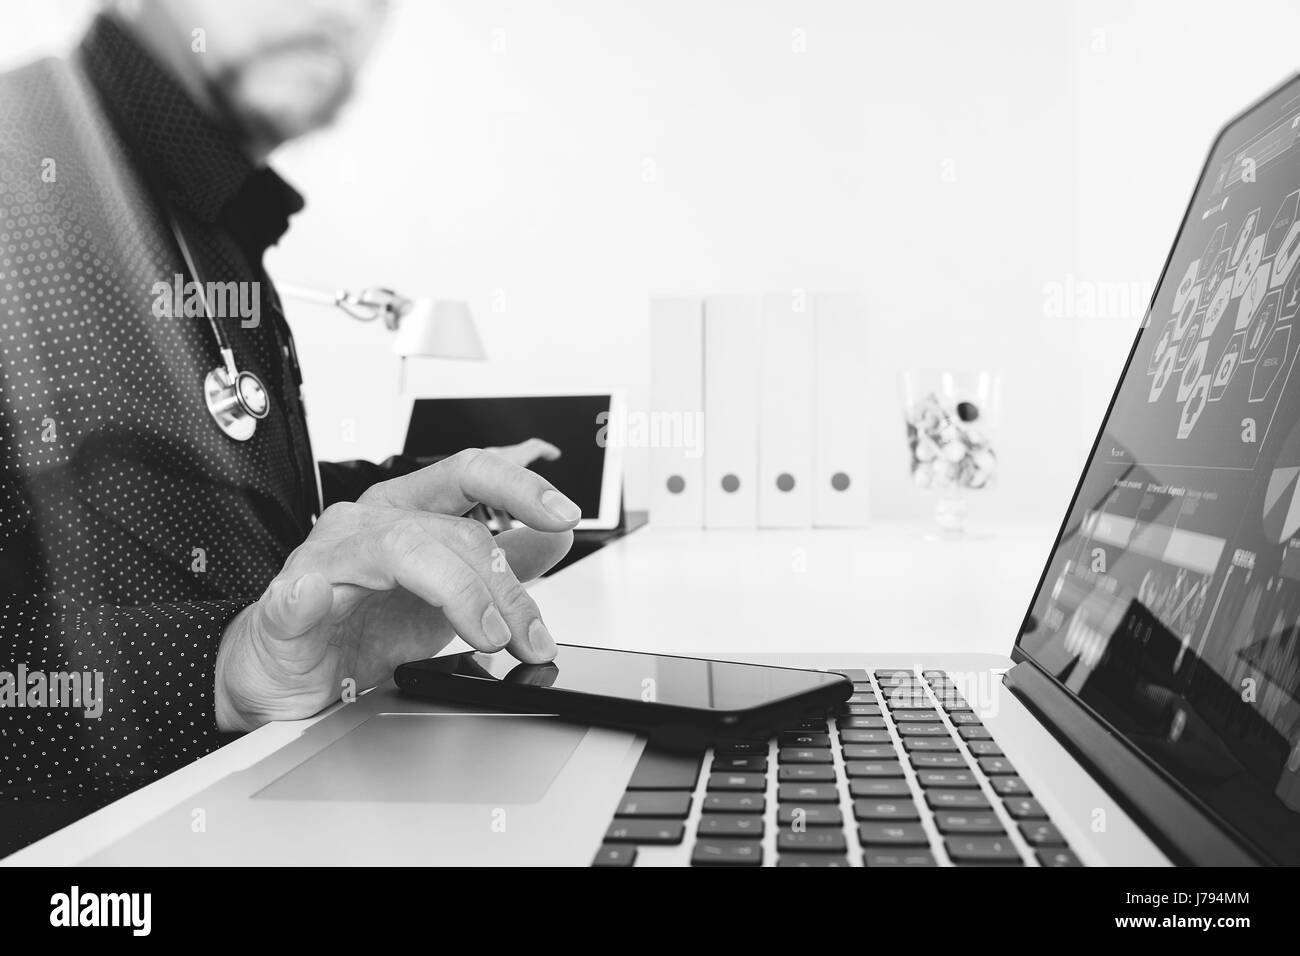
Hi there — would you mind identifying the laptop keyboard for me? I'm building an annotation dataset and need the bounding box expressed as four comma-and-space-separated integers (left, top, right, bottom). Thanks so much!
593, 668, 1084, 867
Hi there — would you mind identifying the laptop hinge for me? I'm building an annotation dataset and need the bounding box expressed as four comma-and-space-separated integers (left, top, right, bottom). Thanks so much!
1003, 660, 1260, 866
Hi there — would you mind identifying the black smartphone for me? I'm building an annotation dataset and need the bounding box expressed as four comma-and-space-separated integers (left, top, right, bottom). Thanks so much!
394, 644, 852, 745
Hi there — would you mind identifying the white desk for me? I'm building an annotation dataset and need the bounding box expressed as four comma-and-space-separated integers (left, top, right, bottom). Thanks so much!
6, 517, 1058, 866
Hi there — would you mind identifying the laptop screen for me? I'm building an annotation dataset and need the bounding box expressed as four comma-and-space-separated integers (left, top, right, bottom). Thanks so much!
1017, 76, 1300, 864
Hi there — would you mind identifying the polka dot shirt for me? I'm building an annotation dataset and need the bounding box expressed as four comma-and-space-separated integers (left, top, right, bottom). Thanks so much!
0, 15, 398, 853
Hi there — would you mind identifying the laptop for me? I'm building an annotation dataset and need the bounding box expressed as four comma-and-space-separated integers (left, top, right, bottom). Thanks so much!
69, 76, 1300, 866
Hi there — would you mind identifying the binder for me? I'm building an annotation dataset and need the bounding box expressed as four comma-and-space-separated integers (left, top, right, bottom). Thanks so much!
758, 293, 814, 527
703, 295, 761, 528
813, 293, 871, 526
649, 297, 705, 528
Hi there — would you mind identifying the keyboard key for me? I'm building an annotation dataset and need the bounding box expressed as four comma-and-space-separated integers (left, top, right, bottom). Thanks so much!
949, 712, 984, 725
916, 770, 979, 789
845, 760, 905, 778
777, 805, 844, 827
604, 819, 685, 844
711, 755, 768, 773
846, 693, 876, 705
708, 772, 766, 792
778, 830, 848, 853
839, 729, 892, 744
945, 836, 1022, 864
784, 717, 830, 733
934, 811, 1005, 835
714, 741, 768, 757
891, 710, 942, 722
941, 701, 973, 713
958, 726, 992, 740
925, 789, 991, 810
778, 783, 839, 803
845, 704, 882, 717
841, 744, 897, 760
778, 747, 833, 764
989, 776, 1032, 797
1019, 822, 1067, 846
1036, 848, 1083, 867
910, 752, 968, 768
778, 854, 850, 867
874, 668, 915, 678
858, 822, 929, 846
839, 716, 887, 730
897, 723, 950, 737
615, 792, 692, 818
778, 732, 831, 749
865, 849, 936, 866
977, 756, 1016, 775
849, 778, 911, 798
853, 799, 920, 821
1003, 797, 1047, 819
883, 696, 932, 710
626, 746, 703, 791
778, 765, 836, 783
592, 844, 637, 867
692, 840, 762, 866
703, 792, 766, 814
902, 737, 959, 752
698, 814, 764, 838
967, 740, 1003, 756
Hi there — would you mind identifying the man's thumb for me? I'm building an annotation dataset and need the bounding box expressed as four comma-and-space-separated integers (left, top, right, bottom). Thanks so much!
256, 573, 333, 641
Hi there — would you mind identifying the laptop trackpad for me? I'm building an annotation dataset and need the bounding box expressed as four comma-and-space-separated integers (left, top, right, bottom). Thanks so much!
254, 714, 585, 804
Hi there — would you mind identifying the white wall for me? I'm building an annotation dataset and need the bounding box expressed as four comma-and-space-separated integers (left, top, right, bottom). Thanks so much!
8, 0, 1300, 522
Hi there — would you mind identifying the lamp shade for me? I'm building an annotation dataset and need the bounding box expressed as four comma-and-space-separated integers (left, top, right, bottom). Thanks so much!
391, 299, 486, 360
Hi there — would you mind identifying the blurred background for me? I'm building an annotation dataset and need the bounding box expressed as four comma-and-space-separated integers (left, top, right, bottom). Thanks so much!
5, 0, 1300, 520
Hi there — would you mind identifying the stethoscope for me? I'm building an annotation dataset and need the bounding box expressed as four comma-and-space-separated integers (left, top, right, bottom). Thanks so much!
166, 211, 270, 442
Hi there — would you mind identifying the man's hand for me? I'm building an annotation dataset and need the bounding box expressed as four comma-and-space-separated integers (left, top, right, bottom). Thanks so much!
485, 437, 561, 469
214, 449, 579, 731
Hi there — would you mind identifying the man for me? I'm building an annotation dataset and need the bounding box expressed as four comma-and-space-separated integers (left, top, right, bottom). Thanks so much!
0, 0, 578, 854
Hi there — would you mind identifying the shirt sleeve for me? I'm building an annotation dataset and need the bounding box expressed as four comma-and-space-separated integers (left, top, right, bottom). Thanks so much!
318, 454, 424, 506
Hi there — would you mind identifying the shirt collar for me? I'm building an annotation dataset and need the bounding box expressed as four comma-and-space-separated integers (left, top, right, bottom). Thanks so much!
77, 13, 304, 252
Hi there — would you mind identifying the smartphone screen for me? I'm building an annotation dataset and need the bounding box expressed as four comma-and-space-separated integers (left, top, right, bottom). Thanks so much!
418, 644, 846, 712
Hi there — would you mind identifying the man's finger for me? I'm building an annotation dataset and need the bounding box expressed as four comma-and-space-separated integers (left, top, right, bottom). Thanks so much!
256, 573, 334, 643
363, 448, 582, 531
421, 515, 557, 663
294, 519, 514, 654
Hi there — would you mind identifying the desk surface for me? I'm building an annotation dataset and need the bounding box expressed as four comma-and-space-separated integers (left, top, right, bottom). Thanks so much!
6, 517, 1059, 865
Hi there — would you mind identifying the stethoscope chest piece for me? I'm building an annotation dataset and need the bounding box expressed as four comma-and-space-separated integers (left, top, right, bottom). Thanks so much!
205, 365, 269, 442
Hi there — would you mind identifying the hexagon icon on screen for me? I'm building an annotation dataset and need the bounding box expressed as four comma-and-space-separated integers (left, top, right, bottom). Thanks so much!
1173, 286, 1201, 341
1149, 347, 1177, 403
1175, 316, 1203, 371
1173, 260, 1201, 314
1231, 207, 1261, 267
1205, 249, 1232, 297
1202, 278, 1233, 339
1233, 235, 1266, 298
1209, 331, 1245, 402
1198, 224, 1228, 280
1177, 375, 1210, 440
1177, 339, 1208, 402
1250, 324, 1291, 403
1236, 260, 1273, 332
1265, 190, 1300, 259
1244, 289, 1282, 364
1283, 265, 1300, 322
1272, 219, 1300, 290
1147, 318, 1177, 374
